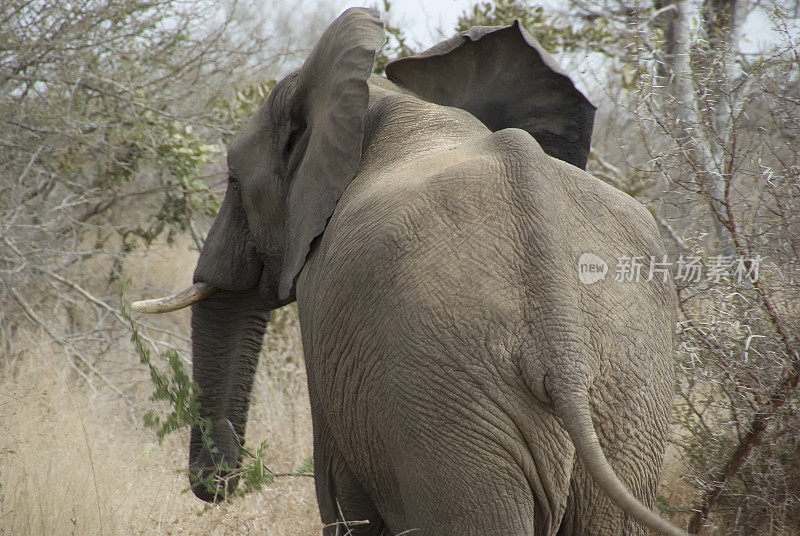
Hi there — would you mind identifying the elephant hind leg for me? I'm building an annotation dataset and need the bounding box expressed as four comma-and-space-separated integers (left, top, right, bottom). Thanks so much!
315, 434, 389, 536
558, 458, 653, 536
317, 461, 389, 536
557, 395, 668, 536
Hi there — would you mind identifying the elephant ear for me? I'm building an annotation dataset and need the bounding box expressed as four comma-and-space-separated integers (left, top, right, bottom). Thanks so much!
278, 8, 384, 300
385, 21, 595, 170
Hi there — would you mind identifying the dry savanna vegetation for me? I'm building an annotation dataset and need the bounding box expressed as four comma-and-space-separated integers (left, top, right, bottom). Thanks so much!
2, 1, 799, 535
1, 268, 319, 535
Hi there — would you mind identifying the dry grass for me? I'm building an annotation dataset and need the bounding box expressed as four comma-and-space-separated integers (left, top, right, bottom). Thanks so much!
0, 331, 319, 536
0, 243, 320, 536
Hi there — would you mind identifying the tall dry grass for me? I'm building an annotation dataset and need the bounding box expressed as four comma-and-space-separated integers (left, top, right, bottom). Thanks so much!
0, 243, 320, 536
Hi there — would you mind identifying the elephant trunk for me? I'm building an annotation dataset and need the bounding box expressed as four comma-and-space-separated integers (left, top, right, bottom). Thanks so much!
188, 288, 270, 502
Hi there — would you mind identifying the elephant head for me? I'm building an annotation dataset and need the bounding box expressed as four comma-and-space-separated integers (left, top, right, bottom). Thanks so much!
132, 8, 384, 501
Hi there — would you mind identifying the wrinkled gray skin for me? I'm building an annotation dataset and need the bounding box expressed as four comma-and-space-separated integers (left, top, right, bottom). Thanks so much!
184, 8, 683, 536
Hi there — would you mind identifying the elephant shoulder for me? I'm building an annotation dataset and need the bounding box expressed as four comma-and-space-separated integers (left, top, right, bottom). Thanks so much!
482, 128, 664, 252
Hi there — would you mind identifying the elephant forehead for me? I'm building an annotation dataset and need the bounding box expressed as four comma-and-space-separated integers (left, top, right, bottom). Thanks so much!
228, 119, 267, 171
227, 75, 298, 173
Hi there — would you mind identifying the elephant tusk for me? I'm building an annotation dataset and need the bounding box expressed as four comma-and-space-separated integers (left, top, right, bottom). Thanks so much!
130, 282, 217, 313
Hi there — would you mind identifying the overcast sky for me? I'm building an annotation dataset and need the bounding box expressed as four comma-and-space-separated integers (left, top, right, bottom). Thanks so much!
314, 0, 797, 115
335, 0, 485, 48
330, 0, 795, 53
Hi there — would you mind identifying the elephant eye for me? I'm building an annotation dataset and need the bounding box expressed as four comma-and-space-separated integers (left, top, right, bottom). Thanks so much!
227, 176, 239, 190
284, 118, 306, 158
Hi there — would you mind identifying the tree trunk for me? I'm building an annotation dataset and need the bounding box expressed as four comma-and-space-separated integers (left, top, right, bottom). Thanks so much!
701, 0, 744, 257
668, 0, 736, 256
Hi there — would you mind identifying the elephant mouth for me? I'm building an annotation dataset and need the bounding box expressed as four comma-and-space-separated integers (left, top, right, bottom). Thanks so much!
130, 281, 217, 313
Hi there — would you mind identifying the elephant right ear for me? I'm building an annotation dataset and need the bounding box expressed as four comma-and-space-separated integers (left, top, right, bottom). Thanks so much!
386, 21, 595, 170
278, 8, 384, 300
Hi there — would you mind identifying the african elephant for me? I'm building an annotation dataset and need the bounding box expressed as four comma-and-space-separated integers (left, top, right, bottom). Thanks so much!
132, 8, 686, 536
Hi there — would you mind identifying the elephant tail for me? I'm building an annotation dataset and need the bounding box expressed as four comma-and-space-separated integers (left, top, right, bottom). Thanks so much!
557, 396, 688, 536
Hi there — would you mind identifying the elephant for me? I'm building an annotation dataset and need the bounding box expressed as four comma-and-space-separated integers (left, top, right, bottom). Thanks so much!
132, 8, 686, 536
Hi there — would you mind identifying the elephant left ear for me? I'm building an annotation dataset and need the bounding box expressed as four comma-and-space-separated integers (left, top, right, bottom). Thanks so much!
278, 8, 384, 300
386, 21, 595, 170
